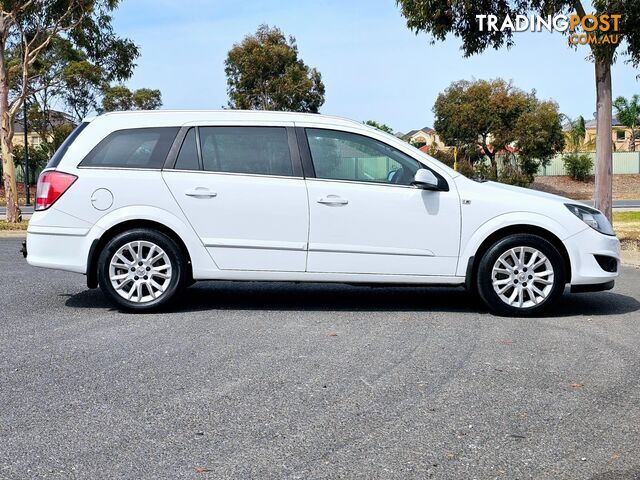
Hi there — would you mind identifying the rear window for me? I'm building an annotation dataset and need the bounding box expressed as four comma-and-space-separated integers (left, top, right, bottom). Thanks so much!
79, 127, 179, 169
45, 122, 88, 169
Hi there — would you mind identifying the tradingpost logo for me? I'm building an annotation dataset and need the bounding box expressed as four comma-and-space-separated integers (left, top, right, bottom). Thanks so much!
475, 13, 621, 46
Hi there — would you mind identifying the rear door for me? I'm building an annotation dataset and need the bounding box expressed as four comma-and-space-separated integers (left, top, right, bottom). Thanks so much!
162, 123, 309, 271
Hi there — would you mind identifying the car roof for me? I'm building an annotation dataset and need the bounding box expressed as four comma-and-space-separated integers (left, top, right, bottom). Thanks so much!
85, 110, 364, 129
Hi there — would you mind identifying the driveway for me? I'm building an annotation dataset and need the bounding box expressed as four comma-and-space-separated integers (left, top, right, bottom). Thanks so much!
0, 237, 639, 479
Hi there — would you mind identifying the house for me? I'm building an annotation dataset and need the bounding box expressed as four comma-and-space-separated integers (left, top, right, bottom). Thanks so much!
12, 110, 76, 149
400, 127, 445, 149
584, 116, 639, 152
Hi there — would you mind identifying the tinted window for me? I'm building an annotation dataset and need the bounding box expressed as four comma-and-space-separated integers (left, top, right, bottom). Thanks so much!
306, 129, 421, 185
46, 122, 88, 169
199, 126, 293, 176
174, 128, 199, 170
80, 127, 179, 169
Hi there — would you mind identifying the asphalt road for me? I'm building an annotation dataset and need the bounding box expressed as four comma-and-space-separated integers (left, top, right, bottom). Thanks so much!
1, 238, 639, 479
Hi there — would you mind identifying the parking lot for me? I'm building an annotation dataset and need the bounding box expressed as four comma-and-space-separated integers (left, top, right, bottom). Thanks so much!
1, 237, 639, 479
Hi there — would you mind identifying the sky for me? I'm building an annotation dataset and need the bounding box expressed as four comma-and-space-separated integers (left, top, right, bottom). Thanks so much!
111, 0, 640, 134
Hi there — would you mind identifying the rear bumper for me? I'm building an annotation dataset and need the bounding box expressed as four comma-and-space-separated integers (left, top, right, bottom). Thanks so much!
26, 229, 94, 274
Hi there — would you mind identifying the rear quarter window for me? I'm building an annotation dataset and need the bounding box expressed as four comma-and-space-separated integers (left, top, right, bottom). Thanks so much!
45, 122, 89, 169
79, 127, 179, 169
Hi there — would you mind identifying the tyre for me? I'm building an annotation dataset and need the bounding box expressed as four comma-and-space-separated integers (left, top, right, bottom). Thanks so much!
476, 234, 566, 316
97, 229, 187, 311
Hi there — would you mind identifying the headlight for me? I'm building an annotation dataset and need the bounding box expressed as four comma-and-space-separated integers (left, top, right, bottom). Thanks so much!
565, 203, 615, 236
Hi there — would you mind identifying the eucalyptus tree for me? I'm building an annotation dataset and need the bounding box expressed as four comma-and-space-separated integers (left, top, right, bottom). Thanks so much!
0, 0, 138, 222
397, 0, 640, 220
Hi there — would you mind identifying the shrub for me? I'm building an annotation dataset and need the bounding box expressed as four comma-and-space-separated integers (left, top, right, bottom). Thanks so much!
430, 148, 455, 167
473, 160, 494, 180
563, 153, 593, 181
498, 164, 531, 187
456, 160, 476, 178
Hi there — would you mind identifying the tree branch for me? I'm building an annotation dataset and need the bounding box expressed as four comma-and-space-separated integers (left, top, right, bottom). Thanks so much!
573, 1, 587, 19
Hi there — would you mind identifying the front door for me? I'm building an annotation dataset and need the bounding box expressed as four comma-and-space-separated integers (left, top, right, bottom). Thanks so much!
302, 128, 461, 276
163, 125, 309, 271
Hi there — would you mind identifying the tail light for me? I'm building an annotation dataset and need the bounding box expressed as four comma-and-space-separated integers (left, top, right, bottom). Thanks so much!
35, 171, 77, 211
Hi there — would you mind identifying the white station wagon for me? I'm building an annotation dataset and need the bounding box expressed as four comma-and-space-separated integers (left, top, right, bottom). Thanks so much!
25, 110, 620, 315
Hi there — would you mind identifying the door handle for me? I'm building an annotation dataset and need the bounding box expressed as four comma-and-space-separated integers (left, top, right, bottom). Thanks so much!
185, 187, 217, 198
317, 195, 348, 206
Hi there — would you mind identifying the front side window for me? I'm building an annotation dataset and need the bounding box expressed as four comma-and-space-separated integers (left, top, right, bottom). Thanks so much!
80, 127, 179, 169
199, 126, 293, 176
306, 128, 421, 185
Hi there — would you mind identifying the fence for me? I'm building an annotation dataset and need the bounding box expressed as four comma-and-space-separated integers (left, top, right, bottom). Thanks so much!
537, 152, 640, 176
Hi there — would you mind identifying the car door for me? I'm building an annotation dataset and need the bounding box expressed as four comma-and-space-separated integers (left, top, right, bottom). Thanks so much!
162, 124, 309, 271
300, 127, 461, 276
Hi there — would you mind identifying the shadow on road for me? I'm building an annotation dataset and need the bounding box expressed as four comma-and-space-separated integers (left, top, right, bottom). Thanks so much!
64, 282, 640, 317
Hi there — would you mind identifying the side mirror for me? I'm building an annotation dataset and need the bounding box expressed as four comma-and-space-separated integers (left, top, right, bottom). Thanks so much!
411, 168, 440, 190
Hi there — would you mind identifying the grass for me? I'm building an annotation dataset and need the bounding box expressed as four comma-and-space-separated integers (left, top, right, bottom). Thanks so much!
613, 211, 640, 246
0, 219, 29, 231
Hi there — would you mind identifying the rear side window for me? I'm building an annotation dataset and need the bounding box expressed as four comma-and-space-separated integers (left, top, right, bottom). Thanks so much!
45, 122, 89, 169
199, 126, 293, 176
80, 127, 179, 169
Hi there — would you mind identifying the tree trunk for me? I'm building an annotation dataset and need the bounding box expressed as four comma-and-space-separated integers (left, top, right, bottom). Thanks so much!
0, 50, 20, 223
594, 59, 613, 221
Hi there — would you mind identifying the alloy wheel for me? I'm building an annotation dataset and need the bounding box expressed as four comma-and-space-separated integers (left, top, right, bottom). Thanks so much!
109, 240, 173, 303
491, 246, 554, 309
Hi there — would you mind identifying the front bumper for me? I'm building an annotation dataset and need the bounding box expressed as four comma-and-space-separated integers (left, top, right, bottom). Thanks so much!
571, 280, 615, 293
563, 226, 620, 288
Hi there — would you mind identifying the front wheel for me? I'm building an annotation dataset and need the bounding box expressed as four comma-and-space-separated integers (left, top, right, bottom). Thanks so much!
97, 229, 187, 311
476, 234, 566, 316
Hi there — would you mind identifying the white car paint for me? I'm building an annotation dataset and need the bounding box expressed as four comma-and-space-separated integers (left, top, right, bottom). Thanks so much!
26, 110, 619, 298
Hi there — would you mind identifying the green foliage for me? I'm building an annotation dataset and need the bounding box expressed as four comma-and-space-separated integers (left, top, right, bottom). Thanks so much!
514, 100, 566, 180
433, 78, 564, 181
396, 0, 640, 217
396, 0, 640, 66
498, 163, 531, 187
562, 115, 595, 153
456, 160, 476, 178
5, 3, 142, 121
13, 144, 50, 181
101, 85, 162, 112
434, 79, 530, 152
613, 95, 640, 151
563, 153, 594, 181
132, 88, 163, 110
429, 148, 455, 167
364, 120, 394, 134
225, 25, 325, 113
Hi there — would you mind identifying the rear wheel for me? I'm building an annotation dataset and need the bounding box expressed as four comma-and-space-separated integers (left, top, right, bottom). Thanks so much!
97, 229, 186, 311
476, 234, 566, 316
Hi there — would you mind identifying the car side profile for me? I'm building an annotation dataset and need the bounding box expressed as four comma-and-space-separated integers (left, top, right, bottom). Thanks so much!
25, 110, 620, 315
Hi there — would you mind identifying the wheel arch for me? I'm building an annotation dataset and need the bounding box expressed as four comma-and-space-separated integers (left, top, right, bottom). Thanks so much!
463, 224, 572, 291
87, 219, 193, 288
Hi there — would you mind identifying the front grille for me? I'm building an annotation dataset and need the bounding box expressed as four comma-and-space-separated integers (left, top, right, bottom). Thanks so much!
594, 255, 618, 273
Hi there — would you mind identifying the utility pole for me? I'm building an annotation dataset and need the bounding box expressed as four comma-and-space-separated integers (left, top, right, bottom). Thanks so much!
23, 100, 30, 206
